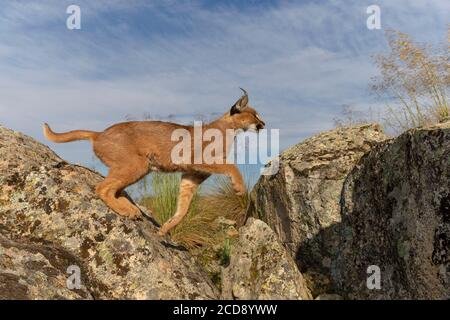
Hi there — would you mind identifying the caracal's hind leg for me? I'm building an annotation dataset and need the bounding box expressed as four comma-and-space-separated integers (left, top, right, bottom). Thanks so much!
96, 157, 149, 219
158, 173, 209, 236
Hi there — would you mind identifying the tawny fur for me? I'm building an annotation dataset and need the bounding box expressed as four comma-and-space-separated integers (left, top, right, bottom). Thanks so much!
43, 89, 265, 236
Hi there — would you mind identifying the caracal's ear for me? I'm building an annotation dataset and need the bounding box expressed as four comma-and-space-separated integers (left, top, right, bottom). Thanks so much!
230, 88, 249, 115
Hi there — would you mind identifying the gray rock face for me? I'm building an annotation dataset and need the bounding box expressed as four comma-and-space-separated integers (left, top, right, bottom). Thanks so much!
333, 122, 450, 299
222, 218, 312, 300
0, 126, 219, 300
0, 235, 93, 300
248, 124, 388, 295
3, 119, 446, 300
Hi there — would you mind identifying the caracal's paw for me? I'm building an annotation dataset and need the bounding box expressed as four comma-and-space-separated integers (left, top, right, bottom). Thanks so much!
122, 206, 142, 219
158, 223, 171, 236
233, 185, 247, 197
127, 211, 142, 220
115, 207, 142, 220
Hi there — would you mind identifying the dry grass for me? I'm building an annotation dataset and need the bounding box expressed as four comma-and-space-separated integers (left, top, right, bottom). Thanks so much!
140, 171, 254, 250
200, 175, 250, 224
371, 29, 449, 134
333, 104, 382, 128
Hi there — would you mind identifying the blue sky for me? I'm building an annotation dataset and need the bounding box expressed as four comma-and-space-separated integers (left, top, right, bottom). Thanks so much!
0, 0, 448, 178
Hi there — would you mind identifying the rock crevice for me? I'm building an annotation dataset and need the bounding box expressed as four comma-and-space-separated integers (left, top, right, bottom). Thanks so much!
248, 124, 388, 296
249, 122, 450, 299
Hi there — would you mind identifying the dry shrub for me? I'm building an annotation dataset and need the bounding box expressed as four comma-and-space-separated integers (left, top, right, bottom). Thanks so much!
333, 104, 382, 128
372, 29, 449, 133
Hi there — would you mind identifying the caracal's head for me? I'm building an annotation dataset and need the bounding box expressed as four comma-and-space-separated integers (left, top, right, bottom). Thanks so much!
229, 88, 265, 132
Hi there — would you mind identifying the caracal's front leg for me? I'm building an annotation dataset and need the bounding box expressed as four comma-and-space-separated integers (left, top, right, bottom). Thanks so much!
228, 165, 246, 196
158, 173, 209, 236
203, 164, 246, 196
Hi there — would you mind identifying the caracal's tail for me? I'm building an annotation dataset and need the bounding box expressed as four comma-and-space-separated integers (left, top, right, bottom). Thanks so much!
43, 123, 99, 143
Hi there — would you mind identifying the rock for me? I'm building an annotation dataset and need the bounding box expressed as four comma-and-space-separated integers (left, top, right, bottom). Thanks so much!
0, 234, 93, 299
247, 124, 388, 295
221, 218, 312, 300
332, 122, 450, 299
0, 126, 219, 299
216, 217, 236, 227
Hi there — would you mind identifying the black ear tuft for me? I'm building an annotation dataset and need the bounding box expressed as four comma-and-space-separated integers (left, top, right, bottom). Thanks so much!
230, 105, 240, 115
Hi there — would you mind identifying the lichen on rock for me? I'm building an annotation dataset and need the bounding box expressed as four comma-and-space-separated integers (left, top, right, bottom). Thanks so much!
247, 124, 388, 296
0, 125, 219, 300
221, 218, 312, 300
0, 234, 93, 299
332, 121, 450, 299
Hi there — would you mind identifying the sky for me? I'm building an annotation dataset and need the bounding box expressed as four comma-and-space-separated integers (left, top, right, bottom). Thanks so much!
0, 0, 448, 181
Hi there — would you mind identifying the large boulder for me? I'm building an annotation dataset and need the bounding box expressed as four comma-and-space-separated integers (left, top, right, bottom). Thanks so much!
247, 124, 388, 295
0, 234, 93, 299
332, 121, 450, 299
0, 126, 219, 299
221, 218, 312, 300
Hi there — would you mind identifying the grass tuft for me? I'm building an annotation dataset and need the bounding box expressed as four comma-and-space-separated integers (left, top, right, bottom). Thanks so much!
140, 169, 254, 250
